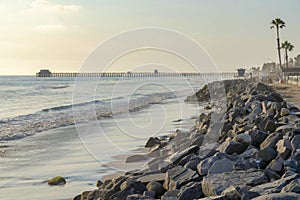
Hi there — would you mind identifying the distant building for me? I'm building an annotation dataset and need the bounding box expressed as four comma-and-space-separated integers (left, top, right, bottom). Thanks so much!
282, 67, 300, 76
36, 69, 52, 77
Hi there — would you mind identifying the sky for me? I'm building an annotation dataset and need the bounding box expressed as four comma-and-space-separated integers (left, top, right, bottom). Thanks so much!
0, 0, 300, 75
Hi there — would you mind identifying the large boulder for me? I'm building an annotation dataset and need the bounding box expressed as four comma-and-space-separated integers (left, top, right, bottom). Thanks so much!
178, 182, 203, 200
250, 174, 298, 195
260, 133, 283, 150
208, 158, 234, 174
146, 181, 165, 197
202, 169, 267, 197
234, 133, 252, 147
217, 140, 246, 155
163, 166, 199, 190
256, 146, 277, 163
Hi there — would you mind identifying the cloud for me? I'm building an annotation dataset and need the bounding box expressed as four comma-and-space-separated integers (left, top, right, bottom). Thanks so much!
31, 0, 81, 13
35, 24, 68, 32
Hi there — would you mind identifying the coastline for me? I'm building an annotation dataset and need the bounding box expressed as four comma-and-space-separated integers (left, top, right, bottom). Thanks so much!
72, 79, 300, 200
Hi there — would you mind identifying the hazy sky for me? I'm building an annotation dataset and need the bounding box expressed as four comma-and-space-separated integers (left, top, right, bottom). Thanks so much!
0, 0, 299, 75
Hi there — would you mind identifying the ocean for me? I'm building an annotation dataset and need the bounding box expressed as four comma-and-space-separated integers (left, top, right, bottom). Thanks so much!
0, 75, 218, 200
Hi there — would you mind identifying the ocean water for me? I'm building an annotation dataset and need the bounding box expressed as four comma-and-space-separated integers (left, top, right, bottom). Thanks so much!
0, 75, 220, 200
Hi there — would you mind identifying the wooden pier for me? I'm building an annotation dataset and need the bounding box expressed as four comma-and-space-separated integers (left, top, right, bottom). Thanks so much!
36, 70, 236, 78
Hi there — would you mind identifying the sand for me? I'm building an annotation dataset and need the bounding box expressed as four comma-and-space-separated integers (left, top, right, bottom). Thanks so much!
271, 83, 300, 107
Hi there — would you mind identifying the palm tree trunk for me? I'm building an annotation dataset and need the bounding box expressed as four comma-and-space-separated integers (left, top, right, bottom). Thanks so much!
276, 27, 282, 68
286, 48, 289, 68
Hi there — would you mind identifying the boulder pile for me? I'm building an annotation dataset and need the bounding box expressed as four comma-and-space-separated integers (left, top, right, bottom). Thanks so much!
73, 80, 300, 200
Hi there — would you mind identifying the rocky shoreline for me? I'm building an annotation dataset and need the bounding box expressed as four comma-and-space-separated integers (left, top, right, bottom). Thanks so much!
73, 79, 300, 200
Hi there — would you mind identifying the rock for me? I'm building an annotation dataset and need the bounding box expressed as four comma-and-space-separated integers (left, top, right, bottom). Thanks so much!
126, 154, 147, 163
198, 196, 227, 200
221, 185, 241, 200
197, 155, 219, 176
291, 135, 300, 151
234, 133, 252, 147
276, 139, 292, 159
267, 158, 283, 173
161, 190, 179, 200
184, 157, 201, 171
137, 173, 166, 183
250, 174, 298, 195
126, 194, 156, 200
217, 140, 246, 155
249, 130, 268, 147
256, 146, 277, 163
96, 180, 103, 188
234, 157, 258, 170
240, 146, 259, 159
146, 181, 165, 197
202, 169, 267, 197
260, 132, 283, 150
281, 178, 300, 193
208, 158, 234, 174
73, 194, 81, 200
47, 176, 66, 186
167, 145, 199, 165
264, 120, 276, 133
145, 137, 161, 148
143, 191, 155, 198
163, 166, 199, 190
264, 168, 281, 181
178, 182, 203, 200
281, 108, 291, 116
252, 193, 300, 200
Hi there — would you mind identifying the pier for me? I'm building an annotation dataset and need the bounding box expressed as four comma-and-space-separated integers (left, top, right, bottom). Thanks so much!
36, 69, 236, 78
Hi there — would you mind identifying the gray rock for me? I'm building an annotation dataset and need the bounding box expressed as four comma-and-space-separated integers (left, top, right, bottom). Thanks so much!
145, 137, 161, 148
202, 169, 267, 196
197, 155, 220, 176
198, 196, 227, 200
267, 157, 283, 172
252, 192, 300, 200
126, 194, 156, 200
240, 146, 259, 159
217, 140, 246, 155
250, 174, 298, 195
208, 158, 234, 174
281, 108, 291, 117
167, 145, 199, 165
260, 132, 283, 150
234, 133, 252, 147
146, 181, 165, 197
291, 135, 300, 151
161, 190, 179, 200
125, 154, 147, 163
276, 139, 292, 160
281, 178, 300, 193
163, 166, 199, 190
143, 191, 155, 198
137, 173, 166, 183
184, 157, 201, 171
264, 120, 276, 133
178, 182, 203, 200
249, 130, 268, 147
221, 185, 241, 200
256, 146, 277, 163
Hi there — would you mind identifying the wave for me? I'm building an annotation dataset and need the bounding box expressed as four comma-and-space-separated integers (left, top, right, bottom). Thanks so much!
0, 91, 187, 141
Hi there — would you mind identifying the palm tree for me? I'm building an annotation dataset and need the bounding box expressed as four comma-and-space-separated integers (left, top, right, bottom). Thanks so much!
281, 41, 294, 68
271, 18, 286, 69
